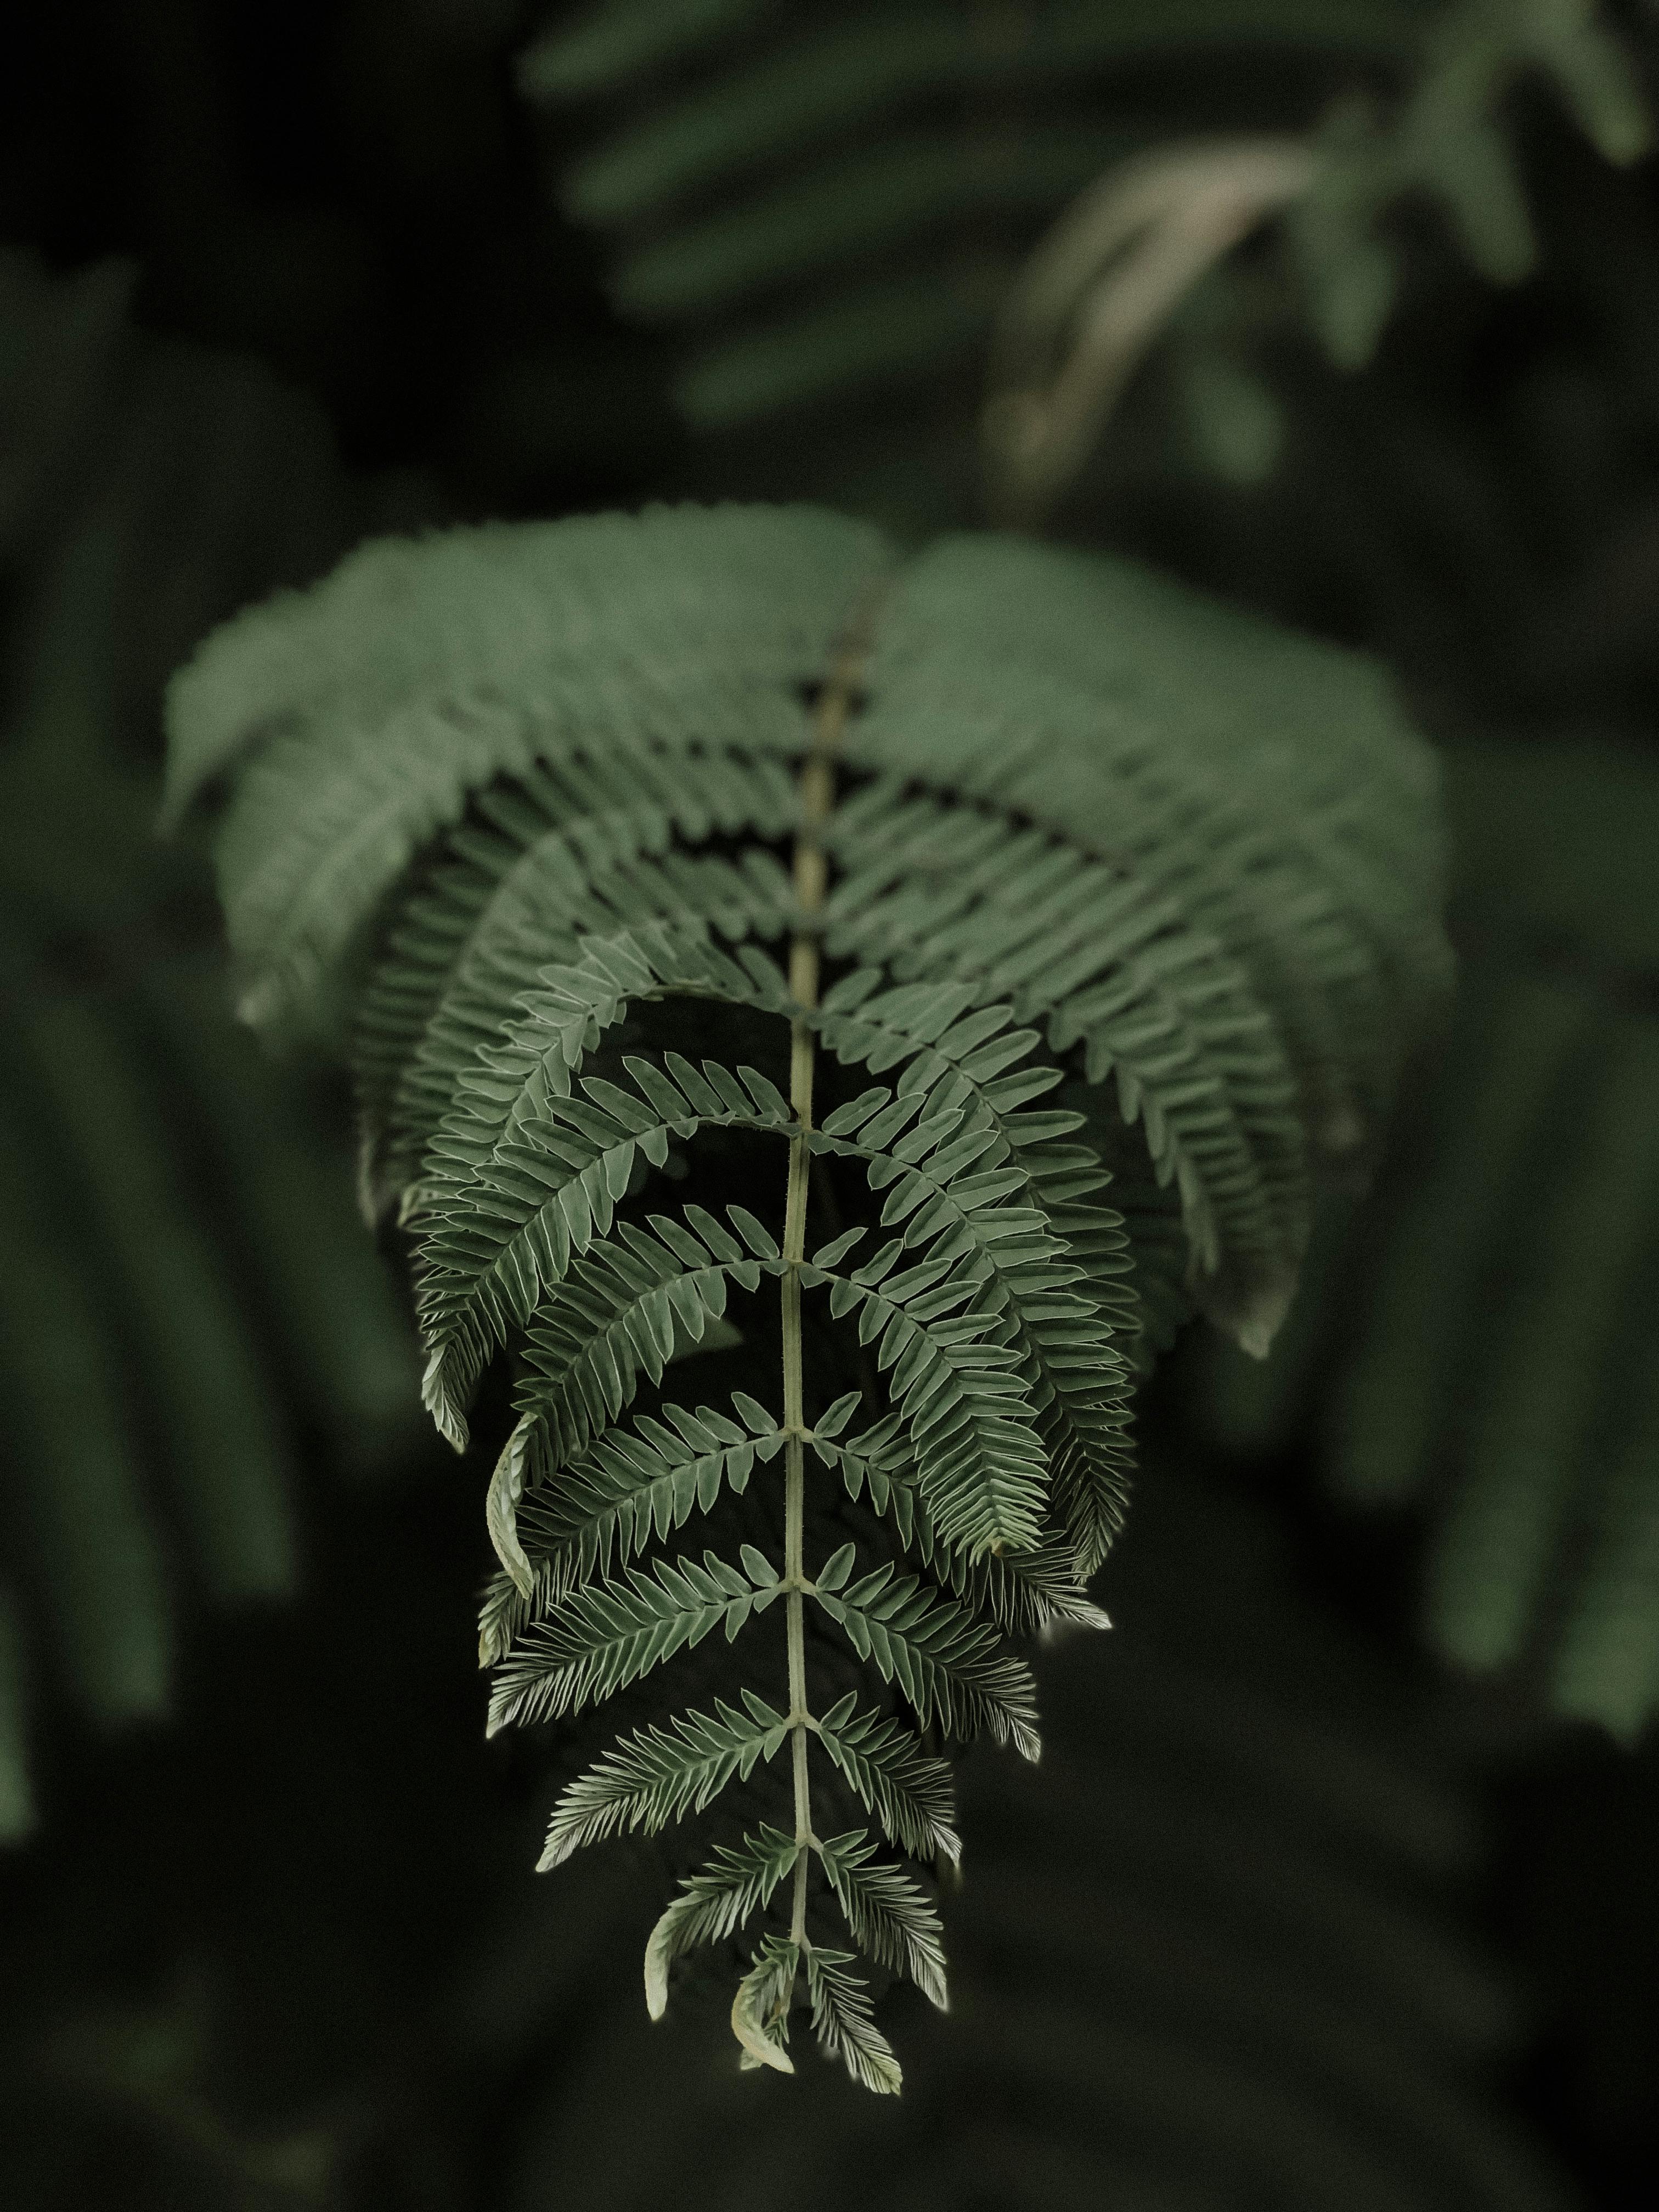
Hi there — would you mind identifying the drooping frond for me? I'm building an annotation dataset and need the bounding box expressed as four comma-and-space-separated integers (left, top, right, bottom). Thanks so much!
853, 529, 1450, 1211
811, 1059, 1134, 1570
164, 506, 888, 1028
353, 747, 799, 1211
479, 1397, 787, 1663
510, 1207, 770, 1464
815, 1235, 1052, 1559
733, 1933, 803, 2074
166, 498, 1444, 2078
511, 2, 1408, 431
417, 1029, 794, 1443
1334, 953, 1659, 1736
818, 1417, 1109, 1638
826, 785, 1306, 1301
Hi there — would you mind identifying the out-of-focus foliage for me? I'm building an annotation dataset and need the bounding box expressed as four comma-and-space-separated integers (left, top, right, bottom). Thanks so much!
1194, 737, 1659, 1741
0, 250, 419, 1840
516, 0, 1646, 496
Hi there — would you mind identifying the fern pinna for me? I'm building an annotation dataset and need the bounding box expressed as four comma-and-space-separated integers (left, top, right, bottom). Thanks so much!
163, 504, 1446, 2086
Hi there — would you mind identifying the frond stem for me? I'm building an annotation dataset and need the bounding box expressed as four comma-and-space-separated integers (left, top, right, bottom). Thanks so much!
782, 629, 868, 1949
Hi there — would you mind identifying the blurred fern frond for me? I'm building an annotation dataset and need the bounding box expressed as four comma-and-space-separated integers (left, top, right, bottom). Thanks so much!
166, 501, 1446, 2077
515, 0, 1646, 480
1198, 737, 1659, 1745
0, 251, 419, 1843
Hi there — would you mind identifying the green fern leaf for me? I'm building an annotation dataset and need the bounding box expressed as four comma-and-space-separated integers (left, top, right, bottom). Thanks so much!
804, 1945, 904, 2094
732, 1932, 802, 2074
812, 1693, 961, 1867
514, 0, 1645, 493
353, 751, 798, 1212
164, 508, 888, 1025
488, 1545, 777, 1734
538, 1691, 791, 1867
643, 1826, 802, 2018
418, 1043, 794, 1441
819, 1419, 1109, 1638
506, 1210, 766, 1466
1200, 736, 1659, 1741
817, 1827, 949, 2009
814, 1560, 1041, 1758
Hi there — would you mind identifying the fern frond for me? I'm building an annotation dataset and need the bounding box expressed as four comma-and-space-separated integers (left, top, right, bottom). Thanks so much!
517, 1453, 1578, 2199
817, 973, 1142, 1549
167, 499, 1444, 2076
530, 1400, 781, 1589
811, 1062, 1135, 1568
1426, 1016, 1659, 1677
819, 1417, 1108, 1638
0, 1047, 173, 1726
827, 785, 1308, 1306
858, 526, 1449, 1126
1552, 1332, 1659, 1741
477, 1397, 786, 1662
516, 1, 1425, 433
814, 1240, 1049, 1559
165, 507, 887, 1026
733, 1932, 802, 2074
19, 993, 297, 1606
537, 1691, 791, 1866
0, 252, 418, 1832
1193, 734, 1659, 1741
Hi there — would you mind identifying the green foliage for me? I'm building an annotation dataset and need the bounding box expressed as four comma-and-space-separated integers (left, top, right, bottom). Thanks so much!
515, 0, 1646, 458
0, 251, 419, 1842
166, 500, 1443, 2080
1198, 738, 1659, 1743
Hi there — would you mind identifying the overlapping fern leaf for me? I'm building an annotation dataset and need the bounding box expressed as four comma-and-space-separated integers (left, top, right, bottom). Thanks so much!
166, 500, 1444, 2081
0, 250, 419, 1842
1197, 738, 1659, 1745
514, 0, 1646, 455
